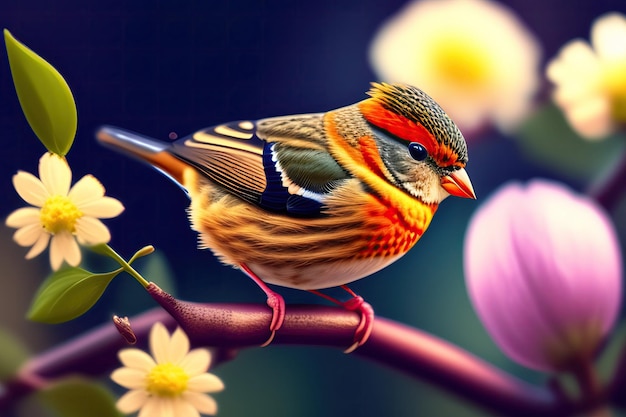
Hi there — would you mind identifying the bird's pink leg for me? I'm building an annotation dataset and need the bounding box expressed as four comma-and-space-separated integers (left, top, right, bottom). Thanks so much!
239, 264, 285, 347
309, 285, 374, 353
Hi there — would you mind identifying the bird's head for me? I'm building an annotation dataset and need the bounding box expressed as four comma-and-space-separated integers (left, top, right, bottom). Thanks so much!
358, 82, 475, 204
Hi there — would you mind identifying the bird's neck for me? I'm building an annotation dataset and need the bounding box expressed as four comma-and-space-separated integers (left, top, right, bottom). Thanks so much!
323, 107, 438, 257
361, 190, 438, 258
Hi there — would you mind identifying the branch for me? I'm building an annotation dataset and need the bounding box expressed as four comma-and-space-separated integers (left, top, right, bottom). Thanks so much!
0, 284, 582, 417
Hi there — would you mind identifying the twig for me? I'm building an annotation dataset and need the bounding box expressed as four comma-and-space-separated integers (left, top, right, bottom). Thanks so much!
2, 284, 618, 416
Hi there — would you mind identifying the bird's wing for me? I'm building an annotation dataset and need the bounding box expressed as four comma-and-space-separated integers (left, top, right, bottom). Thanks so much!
169, 115, 350, 217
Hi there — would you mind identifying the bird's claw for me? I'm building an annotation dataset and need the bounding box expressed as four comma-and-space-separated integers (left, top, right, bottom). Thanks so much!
260, 291, 286, 347
341, 296, 374, 353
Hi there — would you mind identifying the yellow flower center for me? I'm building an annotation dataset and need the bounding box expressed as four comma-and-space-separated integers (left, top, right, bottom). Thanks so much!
145, 363, 189, 397
429, 34, 492, 88
40, 195, 83, 234
601, 58, 626, 122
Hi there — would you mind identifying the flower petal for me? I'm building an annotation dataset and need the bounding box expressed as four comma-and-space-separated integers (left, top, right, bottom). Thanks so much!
464, 180, 622, 371
25, 232, 50, 259
368, 0, 540, 133
138, 397, 163, 417
67, 174, 105, 206
6, 207, 41, 228
179, 349, 210, 376
111, 368, 148, 389
173, 397, 201, 417
49, 231, 79, 270
566, 96, 613, 139
169, 327, 191, 364
592, 13, 626, 61
74, 217, 111, 245
39, 153, 71, 196
119, 348, 156, 372
116, 389, 149, 414
182, 392, 218, 415
13, 223, 44, 247
12, 171, 48, 206
150, 322, 171, 364
79, 196, 125, 219
187, 373, 224, 393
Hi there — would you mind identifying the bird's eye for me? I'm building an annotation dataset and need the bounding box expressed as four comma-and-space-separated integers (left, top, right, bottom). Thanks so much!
408, 142, 428, 161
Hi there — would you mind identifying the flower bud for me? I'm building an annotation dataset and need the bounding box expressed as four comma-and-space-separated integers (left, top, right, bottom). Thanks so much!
464, 180, 622, 372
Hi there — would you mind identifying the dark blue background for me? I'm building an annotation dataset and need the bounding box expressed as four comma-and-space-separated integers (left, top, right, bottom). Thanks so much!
1, 1, 625, 416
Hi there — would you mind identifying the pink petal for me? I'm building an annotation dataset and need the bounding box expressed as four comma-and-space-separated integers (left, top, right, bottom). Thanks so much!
464, 180, 621, 371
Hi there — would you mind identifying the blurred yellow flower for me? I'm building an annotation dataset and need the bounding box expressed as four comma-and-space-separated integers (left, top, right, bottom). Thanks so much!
112, 322, 224, 417
369, 0, 541, 133
5, 152, 124, 270
547, 13, 626, 140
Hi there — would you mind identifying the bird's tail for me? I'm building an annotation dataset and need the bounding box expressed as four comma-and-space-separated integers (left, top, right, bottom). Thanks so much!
96, 125, 189, 186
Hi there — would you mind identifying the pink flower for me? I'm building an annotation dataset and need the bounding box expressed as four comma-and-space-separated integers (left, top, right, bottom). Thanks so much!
464, 180, 622, 372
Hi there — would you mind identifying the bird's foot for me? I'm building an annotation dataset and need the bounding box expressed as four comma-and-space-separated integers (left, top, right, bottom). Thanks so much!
261, 290, 286, 347
240, 264, 286, 347
309, 285, 375, 353
340, 293, 374, 353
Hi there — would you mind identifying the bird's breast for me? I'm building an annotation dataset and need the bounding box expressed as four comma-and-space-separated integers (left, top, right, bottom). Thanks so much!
356, 192, 438, 258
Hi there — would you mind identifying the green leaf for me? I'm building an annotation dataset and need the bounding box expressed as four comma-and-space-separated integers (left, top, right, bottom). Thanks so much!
4, 29, 77, 155
38, 377, 123, 417
0, 327, 30, 380
515, 104, 626, 180
27, 267, 122, 323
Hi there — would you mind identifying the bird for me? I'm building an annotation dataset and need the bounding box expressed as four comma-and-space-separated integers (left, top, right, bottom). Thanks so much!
96, 82, 475, 351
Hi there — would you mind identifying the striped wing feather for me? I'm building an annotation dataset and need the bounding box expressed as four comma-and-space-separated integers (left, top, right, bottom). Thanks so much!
169, 116, 350, 216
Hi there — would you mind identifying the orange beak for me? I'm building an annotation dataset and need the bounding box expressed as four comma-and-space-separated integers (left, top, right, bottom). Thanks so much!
441, 168, 476, 199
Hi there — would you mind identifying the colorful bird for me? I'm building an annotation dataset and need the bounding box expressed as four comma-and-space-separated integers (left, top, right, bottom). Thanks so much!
97, 82, 475, 351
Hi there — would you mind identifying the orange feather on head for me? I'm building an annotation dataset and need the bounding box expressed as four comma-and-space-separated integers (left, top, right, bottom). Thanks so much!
359, 83, 466, 169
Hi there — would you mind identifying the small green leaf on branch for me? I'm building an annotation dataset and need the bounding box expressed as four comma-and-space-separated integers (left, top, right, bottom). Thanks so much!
27, 267, 123, 323
38, 377, 122, 417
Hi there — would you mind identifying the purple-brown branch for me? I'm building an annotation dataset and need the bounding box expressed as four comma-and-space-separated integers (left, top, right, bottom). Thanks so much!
3, 283, 618, 417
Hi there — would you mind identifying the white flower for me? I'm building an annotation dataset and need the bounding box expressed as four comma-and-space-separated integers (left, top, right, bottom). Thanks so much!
547, 13, 626, 139
5, 152, 124, 270
369, 0, 541, 133
111, 322, 224, 417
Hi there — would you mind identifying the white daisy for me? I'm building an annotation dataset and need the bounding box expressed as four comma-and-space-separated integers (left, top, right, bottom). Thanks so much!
5, 152, 124, 270
369, 0, 541, 133
111, 322, 224, 417
547, 12, 626, 139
